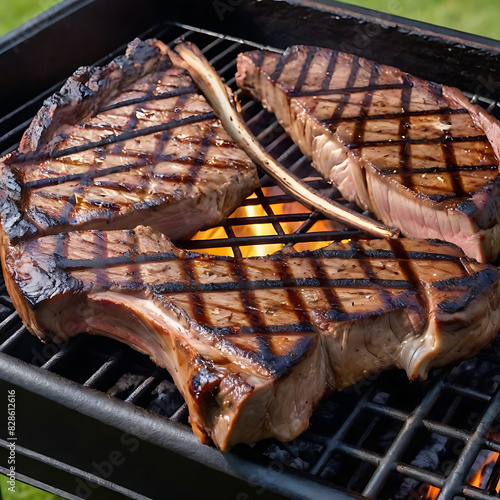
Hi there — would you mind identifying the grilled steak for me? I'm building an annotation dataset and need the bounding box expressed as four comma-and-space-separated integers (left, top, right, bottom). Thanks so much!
0, 38, 258, 244
236, 46, 500, 263
3, 226, 499, 449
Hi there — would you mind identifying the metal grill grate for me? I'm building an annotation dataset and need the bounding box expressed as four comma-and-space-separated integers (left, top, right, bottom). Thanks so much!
1, 20, 500, 500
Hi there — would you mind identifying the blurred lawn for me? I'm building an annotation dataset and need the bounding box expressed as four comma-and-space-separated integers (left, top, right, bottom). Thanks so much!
343, 0, 500, 40
0, 474, 63, 500
0, 0, 499, 39
0, 0, 62, 36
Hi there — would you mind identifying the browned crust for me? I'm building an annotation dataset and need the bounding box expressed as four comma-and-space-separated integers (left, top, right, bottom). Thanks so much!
18, 38, 169, 157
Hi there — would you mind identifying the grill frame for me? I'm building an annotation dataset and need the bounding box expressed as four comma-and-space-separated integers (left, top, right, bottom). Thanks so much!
1, 2, 500, 499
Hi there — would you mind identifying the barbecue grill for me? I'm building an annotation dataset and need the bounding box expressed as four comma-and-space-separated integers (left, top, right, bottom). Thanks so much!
1, 1, 500, 499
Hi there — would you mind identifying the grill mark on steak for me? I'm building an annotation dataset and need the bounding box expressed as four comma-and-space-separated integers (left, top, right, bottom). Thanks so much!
330, 55, 361, 122
251, 49, 266, 69
352, 63, 380, 144
137, 91, 190, 194
149, 277, 414, 294
321, 50, 338, 90
25, 160, 149, 189
345, 134, 488, 149
212, 323, 315, 335
287, 83, 409, 97
187, 136, 212, 185
126, 229, 140, 283
388, 239, 427, 314
50, 111, 217, 159
94, 231, 109, 286
272, 257, 311, 325
441, 111, 467, 199
294, 47, 318, 94
26, 152, 250, 193
270, 48, 293, 81
231, 259, 267, 333
97, 87, 198, 114
124, 66, 166, 130
398, 75, 414, 189
321, 108, 468, 126
254, 335, 315, 377
350, 240, 395, 310
309, 255, 346, 318
59, 246, 462, 271
433, 268, 499, 313
182, 258, 207, 324
379, 164, 498, 175
54, 232, 68, 262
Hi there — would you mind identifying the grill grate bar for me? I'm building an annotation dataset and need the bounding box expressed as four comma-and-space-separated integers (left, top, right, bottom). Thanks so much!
222, 224, 242, 259
463, 485, 500, 500
485, 439, 500, 454
254, 187, 287, 237
0, 118, 36, 155
310, 384, 377, 475
247, 108, 269, 128
444, 382, 493, 403
84, 355, 122, 388
439, 387, 500, 499
256, 120, 283, 142
337, 442, 382, 465
177, 230, 358, 251
173, 21, 282, 53
421, 419, 470, 442
207, 41, 241, 67
199, 36, 224, 55
169, 402, 189, 422
0, 311, 21, 338
363, 402, 409, 422
125, 367, 165, 403
40, 335, 85, 371
396, 463, 446, 489
362, 378, 447, 498
224, 213, 318, 226
0, 325, 28, 353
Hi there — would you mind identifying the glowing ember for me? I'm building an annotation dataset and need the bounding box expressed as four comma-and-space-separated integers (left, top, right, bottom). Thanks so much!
189, 184, 343, 257
425, 485, 440, 500
190, 225, 233, 257
467, 449, 499, 491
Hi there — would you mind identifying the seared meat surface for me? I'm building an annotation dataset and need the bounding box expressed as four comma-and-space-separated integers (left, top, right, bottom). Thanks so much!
3, 226, 499, 449
0, 38, 258, 243
236, 46, 500, 262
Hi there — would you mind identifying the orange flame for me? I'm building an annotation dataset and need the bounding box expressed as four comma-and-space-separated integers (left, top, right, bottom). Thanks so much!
190, 185, 341, 257
425, 485, 440, 500
467, 450, 499, 491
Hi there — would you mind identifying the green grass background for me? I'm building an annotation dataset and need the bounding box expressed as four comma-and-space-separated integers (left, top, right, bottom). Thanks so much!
342, 0, 500, 40
0, 0, 497, 498
0, 474, 63, 499
0, 0, 499, 39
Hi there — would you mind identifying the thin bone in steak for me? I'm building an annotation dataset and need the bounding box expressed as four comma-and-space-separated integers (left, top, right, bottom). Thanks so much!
236, 46, 500, 263
0, 38, 258, 243
2, 225, 499, 449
